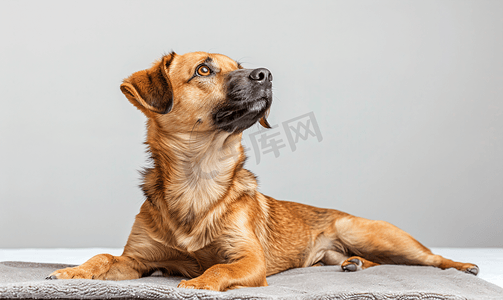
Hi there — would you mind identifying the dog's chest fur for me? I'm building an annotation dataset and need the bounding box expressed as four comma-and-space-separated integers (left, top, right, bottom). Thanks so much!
141, 126, 256, 252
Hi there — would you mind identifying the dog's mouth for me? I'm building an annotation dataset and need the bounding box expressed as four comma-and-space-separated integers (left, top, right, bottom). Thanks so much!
214, 97, 271, 133
213, 68, 273, 133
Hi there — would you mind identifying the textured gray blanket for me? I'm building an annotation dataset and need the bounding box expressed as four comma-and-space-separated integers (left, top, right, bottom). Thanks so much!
0, 261, 502, 299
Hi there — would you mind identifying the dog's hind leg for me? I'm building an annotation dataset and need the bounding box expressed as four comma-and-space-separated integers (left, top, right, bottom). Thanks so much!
46, 254, 144, 280
334, 216, 479, 275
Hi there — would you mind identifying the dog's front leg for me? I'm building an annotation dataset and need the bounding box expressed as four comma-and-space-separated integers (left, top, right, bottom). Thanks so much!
47, 254, 143, 280
178, 238, 268, 291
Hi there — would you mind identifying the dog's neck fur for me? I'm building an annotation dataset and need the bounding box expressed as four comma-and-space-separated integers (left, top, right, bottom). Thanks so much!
142, 119, 253, 250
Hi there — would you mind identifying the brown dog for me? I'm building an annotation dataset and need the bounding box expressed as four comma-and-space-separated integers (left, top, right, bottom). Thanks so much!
47, 51, 478, 291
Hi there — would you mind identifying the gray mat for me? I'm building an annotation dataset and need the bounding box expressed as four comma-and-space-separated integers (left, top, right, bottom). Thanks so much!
0, 261, 502, 299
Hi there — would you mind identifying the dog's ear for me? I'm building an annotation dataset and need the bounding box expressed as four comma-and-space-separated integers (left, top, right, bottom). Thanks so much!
120, 53, 175, 115
259, 108, 271, 129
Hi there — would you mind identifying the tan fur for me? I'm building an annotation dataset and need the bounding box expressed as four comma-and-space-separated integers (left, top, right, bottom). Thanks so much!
48, 51, 478, 291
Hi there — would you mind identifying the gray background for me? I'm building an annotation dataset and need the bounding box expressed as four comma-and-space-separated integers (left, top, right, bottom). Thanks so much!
1, 0, 501, 248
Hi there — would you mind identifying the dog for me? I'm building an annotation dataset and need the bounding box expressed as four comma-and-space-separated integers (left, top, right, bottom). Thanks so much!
47, 51, 479, 291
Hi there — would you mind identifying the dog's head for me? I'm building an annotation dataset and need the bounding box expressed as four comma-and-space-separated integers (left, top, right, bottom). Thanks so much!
120, 51, 272, 133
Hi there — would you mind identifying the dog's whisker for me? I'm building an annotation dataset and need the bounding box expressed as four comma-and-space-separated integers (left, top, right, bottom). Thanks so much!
273, 95, 282, 104
189, 119, 202, 143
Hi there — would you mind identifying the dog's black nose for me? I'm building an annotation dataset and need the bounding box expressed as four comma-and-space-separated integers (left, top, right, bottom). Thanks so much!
249, 68, 273, 82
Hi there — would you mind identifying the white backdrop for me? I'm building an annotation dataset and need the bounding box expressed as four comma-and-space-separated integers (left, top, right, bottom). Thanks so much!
0, 0, 501, 248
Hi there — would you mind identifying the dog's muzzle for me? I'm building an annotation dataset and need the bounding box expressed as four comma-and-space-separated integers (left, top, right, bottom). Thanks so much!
213, 68, 273, 133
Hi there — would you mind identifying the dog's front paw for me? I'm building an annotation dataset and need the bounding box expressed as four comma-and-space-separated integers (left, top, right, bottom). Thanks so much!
46, 267, 94, 280
178, 278, 221, 291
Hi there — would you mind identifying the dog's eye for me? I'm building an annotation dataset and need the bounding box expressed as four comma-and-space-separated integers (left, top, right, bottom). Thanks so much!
196, 65, 211, 76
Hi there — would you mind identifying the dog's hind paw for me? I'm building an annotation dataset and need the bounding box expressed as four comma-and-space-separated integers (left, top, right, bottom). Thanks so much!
341, 256, 380, 272
341, 258, 363, 272
464, 265, 479, 276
